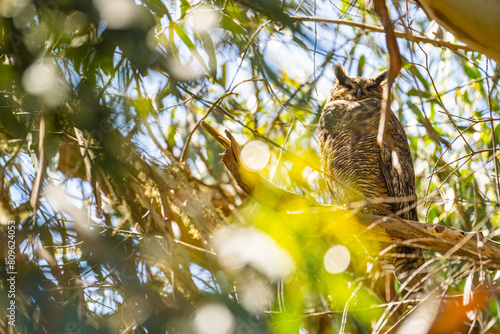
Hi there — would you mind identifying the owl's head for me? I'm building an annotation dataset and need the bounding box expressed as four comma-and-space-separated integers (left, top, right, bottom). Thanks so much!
328, 64, 387, 102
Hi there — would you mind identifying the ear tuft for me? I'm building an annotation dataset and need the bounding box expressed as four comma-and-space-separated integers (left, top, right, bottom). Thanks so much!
374, 69, 388, 85
334, 64, 351, 86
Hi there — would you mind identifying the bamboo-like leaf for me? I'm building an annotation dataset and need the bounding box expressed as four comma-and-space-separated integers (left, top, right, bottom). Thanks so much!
200, 30, 217, 78
171, 22, 210, 73
221, 14, 247, 35
179, 0, 191, 18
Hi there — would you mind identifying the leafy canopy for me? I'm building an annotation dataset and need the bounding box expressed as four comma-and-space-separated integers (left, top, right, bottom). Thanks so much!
0, 0, 499, 333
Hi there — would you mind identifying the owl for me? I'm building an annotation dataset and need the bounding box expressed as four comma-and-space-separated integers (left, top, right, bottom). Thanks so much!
318, 64, 425, 291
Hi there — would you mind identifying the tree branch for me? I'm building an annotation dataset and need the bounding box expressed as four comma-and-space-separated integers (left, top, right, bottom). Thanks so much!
290, 15, 474, 52
355, 213, 500, 269
201, 121, 500, 269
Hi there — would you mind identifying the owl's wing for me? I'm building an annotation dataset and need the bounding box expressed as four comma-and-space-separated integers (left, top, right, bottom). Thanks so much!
379, 114, 418, 221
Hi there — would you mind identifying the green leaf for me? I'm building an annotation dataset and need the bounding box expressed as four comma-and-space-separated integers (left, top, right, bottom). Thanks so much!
464, 64, 481, 79
408, 64, 430, 90
407, 101, 424, 122
171, 22, 210, 73
132, 97, 155, 117
199, 30, 217, 79
407, 88, 430, 98
179, 0, 191, 18
407, 88, 419, 96
341, 0, 352, 19
142, 0, 169, 16
495, 123, 500, 145
292, 35, 308, 50
221, 14, 246, 35
219, 63, 227, 87
357, 55, 365, 77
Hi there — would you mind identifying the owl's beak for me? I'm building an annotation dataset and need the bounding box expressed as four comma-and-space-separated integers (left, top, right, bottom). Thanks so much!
356, 88, 362, 99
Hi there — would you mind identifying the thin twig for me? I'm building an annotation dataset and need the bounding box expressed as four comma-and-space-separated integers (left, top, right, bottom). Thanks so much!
340, 281, 364, 334
228, 20, 272, 90
428, 149, 497, 178
418, 49, 474, 152
179, 78, 261, 162
173, 239, 216, 256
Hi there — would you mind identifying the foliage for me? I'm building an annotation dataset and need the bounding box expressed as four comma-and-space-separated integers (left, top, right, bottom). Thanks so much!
0, 0, 499, 333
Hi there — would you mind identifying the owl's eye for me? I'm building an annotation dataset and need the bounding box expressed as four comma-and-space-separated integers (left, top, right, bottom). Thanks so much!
367, 85, 379, 91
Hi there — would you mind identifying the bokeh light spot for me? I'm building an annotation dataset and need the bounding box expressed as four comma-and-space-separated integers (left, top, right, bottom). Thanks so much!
186, 5, 219, 31
213, 227, 295, 280
324, 245, 350, 274
443, 187, 455, 212
240, 141, 270, 172
193, 303, 234, 334
22, 59, 68, 107
240, 280, 274, 314
0, 0, 29, 17
22, 60, 57, 95
168, 58, 198, 81
93, 0, 138, 29
395, 295, 439, 334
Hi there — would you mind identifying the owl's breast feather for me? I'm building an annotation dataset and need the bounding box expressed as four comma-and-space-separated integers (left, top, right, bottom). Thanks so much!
318, 98, 388, 204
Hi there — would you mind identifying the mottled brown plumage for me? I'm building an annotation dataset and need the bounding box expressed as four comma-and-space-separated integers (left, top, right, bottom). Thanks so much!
319, 65, 425, 290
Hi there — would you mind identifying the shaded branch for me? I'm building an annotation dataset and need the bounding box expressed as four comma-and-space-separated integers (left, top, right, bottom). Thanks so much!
202, 121, 500, 269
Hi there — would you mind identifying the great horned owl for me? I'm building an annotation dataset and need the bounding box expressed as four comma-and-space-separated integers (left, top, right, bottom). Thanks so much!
318, 65, 425, 291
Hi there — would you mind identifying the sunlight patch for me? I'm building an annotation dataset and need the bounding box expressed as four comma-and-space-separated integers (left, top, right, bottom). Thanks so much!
0, 0, 29, 17
168, 58, 198, 81
93, 0, 139, 29
22, 59, 68, 107
213, 227, 295, 280
442, 187, 455, 212
240, 280, 274, 314
395, 296, 440, 334
186, 5, 219, 31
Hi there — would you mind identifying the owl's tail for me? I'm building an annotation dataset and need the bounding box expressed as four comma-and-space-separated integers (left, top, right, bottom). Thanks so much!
392, 246, 427, 292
